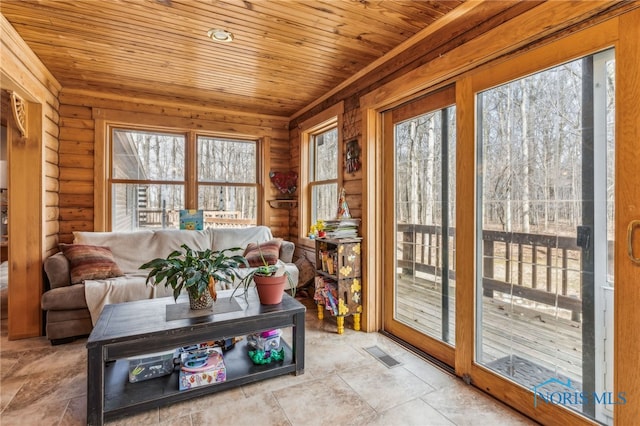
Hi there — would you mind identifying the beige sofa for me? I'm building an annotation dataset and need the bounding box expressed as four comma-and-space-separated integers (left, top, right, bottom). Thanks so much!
41, 226, 298, 344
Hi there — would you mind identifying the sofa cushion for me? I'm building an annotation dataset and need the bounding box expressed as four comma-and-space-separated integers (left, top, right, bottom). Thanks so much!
45, 309, 93, 341
74, 229, 213, 273
150, 229, 212, 259
44, 252, 71, 289
60, 244, 124, 284
243, 238, 282, 267
74, 230, 156, 273
210, 226, 273, 254
41, 283, 88, 310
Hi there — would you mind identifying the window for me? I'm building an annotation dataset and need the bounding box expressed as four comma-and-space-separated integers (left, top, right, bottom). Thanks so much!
110, 128, 258, 231
309, 125, 338, 224
196, 136, 258, 227
300, 102, 344, 238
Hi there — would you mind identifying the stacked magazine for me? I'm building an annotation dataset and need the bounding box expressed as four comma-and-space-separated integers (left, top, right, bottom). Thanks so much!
323, 218, 360, 239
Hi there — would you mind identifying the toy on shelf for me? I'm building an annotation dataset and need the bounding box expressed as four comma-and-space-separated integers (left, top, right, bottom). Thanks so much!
246, 329, 285, 365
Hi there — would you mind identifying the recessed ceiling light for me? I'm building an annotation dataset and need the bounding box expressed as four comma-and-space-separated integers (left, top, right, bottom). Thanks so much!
207, 28, 234, 43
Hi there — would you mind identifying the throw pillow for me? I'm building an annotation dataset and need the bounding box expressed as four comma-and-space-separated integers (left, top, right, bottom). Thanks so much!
59, 243, 124, 284
243, 239, 282, 267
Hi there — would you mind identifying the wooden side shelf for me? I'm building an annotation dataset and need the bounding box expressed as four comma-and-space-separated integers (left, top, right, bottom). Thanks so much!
313, 237, 362, 334
268, 199, 297, 209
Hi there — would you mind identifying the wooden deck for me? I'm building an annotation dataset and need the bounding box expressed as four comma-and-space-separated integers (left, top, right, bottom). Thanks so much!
395, 274, 583, 383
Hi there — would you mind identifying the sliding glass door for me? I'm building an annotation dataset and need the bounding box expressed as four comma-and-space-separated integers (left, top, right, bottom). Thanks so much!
383, 87, 456, 363
475, 49, 615, 425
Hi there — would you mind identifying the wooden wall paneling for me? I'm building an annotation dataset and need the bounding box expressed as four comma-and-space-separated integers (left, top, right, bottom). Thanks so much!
59, 220, 94, 236
59, 180, 93, 195
60, 90, 289, 130
59, 193, 93, 207
44, 218, 59, 238
91, 106, 284, 139
59, 207, 93, 222
43, 115, 60, 140
44, 206, 59, 222
44, 145, 58, 166
58, 154, 93, 169
44, 175, 58, 192
58, 141, 94, 156
44, 190, 58, 207
615, 8, 640, 424
58, 104, 93, 120
59, 167, 94, 181
59, 126, 94, 143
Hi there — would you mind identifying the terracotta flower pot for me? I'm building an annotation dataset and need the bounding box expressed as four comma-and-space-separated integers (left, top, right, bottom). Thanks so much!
253, 274, 287, 305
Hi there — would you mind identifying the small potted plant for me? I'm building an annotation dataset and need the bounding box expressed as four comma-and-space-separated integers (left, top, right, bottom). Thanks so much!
232, 242, 296, 305
140, 244, 248, 310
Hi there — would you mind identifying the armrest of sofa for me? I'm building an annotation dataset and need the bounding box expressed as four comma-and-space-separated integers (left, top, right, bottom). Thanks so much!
279, 241, 295, 263
44, 252, 72, 289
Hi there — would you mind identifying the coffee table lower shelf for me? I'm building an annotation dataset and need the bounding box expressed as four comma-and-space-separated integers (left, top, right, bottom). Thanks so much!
87, 291, 305, 425
104, 340, 295, 421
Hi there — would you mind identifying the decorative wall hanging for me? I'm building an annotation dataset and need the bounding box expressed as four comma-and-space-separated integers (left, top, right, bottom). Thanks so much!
345, 139, 361, 174
269, 171, 298, 195
9, 91, 27, 138
342, 108, 359, 140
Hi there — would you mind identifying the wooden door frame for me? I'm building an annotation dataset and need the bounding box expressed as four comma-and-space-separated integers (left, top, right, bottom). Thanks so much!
1, 78, 44, 339
614, 9, 640, 426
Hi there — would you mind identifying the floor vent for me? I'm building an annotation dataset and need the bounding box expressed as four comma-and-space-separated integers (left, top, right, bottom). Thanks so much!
364, 346, 402, 368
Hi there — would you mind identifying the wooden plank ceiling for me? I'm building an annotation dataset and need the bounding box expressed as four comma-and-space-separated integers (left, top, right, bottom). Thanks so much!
1, 0, 464, 118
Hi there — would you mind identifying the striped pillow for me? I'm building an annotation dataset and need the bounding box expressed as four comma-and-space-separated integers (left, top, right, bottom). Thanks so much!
243, 239, 282, 267
59, 244, 124, 284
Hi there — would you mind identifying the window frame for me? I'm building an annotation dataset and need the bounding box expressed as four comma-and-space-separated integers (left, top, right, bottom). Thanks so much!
298, 102, 344, 245
195, 134, 260, 227
99, 122, 261, 231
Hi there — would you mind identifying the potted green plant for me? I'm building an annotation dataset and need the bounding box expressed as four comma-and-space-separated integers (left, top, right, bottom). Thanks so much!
232, 242, 296, 305
140, 244, 248, 310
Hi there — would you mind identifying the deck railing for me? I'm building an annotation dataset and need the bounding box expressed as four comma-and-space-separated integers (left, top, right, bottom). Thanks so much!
397, 224, 583, 320
137, 209, 253, 229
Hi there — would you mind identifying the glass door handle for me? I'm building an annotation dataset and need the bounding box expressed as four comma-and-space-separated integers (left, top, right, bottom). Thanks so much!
627, 220, 640, 265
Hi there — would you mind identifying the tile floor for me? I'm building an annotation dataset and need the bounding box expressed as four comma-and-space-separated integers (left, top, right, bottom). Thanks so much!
0, 296, 538, 425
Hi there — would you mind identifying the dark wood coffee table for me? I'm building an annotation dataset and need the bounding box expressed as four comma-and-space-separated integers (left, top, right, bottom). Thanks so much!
86, 289, 305, 425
